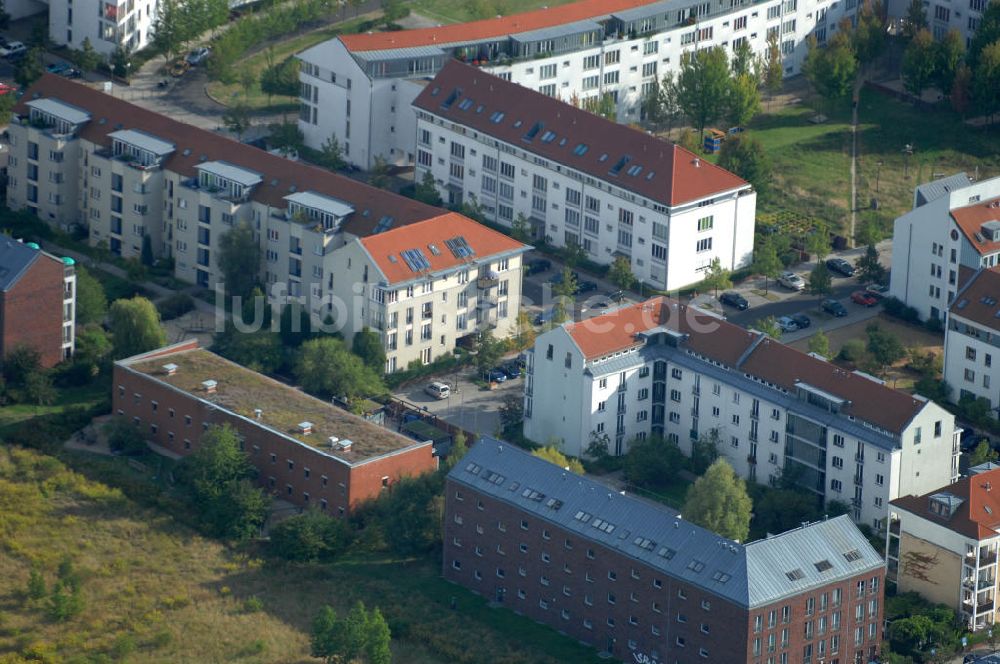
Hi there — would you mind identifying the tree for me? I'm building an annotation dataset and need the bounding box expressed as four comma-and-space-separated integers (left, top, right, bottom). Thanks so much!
214, 326, 283, 373
935, 28, 966, 93
222, 102, 252, 141
970, 440, 999, 467
15, 47, 44, 87
499, 392, 524, 431
295, 337, 386, 400
973, 39, 1000, 120
370, 156, 391, 189
270, 509, 352, 562
352, 328, 386, 373
641, 74, 667, 129
951, 63, 973, 116
475, 330, 504, 374
969, 0, 1000, 68
756, 316, 783, 339
683, 458, 752, 541
856, 244, 886, 284
623, 435, 684, 491
902, 29, 936, 97
689, 428, 721, 475
751, 235, 782, 293
445, 432, 469, 470
318, 135, 346, 171
413, 170, 442, 206
140, 234, 154, 267
78, 38, 99, 72
23, 369, 55, 406
47, 581, 84, 622
532, 446, 584, 474
108, 297, 166, 359
903, 0, 928, 40
311, 605, 342, 664
731, 39, 754, 76
552, 266, 578, 300
514, 310, 535, 351
808, 262, 833, 295
806, 221, 831, 260
27, 568, 46, 600
268, 122, 302, 154
802, 34, 858, 109
260, 55, 300, 102
74, 266, 108, 326
510, 212, 530, 242
183, 424, 270, 539
0, 0, 8, 30
866, 323, 906, 373
752, 488, 823, 537
378, 474, 443, 555
216, 222, 261, 302
2, 344, 40, 388
727, 72, 761, 128
808, 330, 831, 358
152, 0, 188, 63
762, 33, 784, 106
608, 256, 635, 291
110, 47, 130, 78
718, 135, 773, 200
702, 258, 732, 298
365, 608, 392, 664
582, 92, 616, 120
103, 415, 147, 454
853, 0, 887, 66
676, 47, 731, 136
381, 0, 408, 23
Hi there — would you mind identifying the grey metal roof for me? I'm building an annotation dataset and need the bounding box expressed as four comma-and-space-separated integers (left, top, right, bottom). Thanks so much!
452, 437, 882, 608
510, 18, 603, 43
0, 235, 41, 292
284, 191, 355, 218
195, 160, 263, 187
108, 129, 176, 156
352, 45, 446, 61
25, 97, 91, 125
611, 0, 676, 22
915, 172, 970, 205
972, 462, 1000, 475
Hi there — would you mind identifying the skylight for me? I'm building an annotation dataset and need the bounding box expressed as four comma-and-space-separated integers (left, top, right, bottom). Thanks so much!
441, 88, 461, 110
598, 153, 609, 162
513, 120, 523, 128
523, 121, 542, 141
428, 243, 441, 256
465, 462, 482, 474
626, 164, 643, 177
657, 546, 676, 560
445, 236, 475, 258
814, 560, 833, 573
843, 549, 862, 563
573, 143, 589, 156
401, 248, 431, 272
712, 571, 731, 583
457, 98, 474, 111
609, 155, 632, 176
645, 171, 656, 180
785, 569, 805, 581
687, 560, 705, 573
540, 130, 557, 143
489, 111, 505, 123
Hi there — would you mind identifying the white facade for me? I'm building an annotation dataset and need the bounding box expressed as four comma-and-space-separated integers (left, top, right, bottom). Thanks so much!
298, 0, 860, 168
47, 0, 157, 55
887, 0, 989, 46
943, 268, 1000, 415
525, 298, 960, 532
890, 173, 1000, 321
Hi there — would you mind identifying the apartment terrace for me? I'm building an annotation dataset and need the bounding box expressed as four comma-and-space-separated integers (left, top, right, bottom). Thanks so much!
126, 348, 414, 463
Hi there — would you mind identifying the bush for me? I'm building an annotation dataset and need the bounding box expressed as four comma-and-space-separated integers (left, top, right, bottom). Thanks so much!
839, 339, 867, 363
269, 509, 352, 562
242, 596, 264, 613
882, 296, 921, 324
924, 315, 944, 333
103, 416, 148, 455
156, 293, 195, 321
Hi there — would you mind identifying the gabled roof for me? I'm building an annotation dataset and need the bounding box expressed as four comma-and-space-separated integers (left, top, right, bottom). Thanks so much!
563, 296, 928, 434
453, 437, 883, 608
914, 172, 970, 207
0, 235, 43, 292
339, 0, 661, 52
16, 75, 442, 237
413, 61, 749, 207
357, 212, 529, 285
951, 196, 1000, 257
891, 468, 1000, 540
950, 267, 1000, 330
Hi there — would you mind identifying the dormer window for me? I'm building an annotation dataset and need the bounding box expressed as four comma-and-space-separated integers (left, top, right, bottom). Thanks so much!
26, 98, 91, 136
108, 129, 175, 169
285, 191, 354, 233
196, 161, 262, 202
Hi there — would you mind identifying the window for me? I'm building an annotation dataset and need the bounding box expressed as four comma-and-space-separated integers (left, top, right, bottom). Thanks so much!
697, 216, 714, 231
696, 238, 713, 252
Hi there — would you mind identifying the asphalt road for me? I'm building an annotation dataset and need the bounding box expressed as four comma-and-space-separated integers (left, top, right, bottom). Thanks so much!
724, 279, 863, 326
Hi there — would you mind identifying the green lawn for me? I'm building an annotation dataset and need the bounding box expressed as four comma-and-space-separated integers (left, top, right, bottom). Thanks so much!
407, 0, 580, 24
0, 382, 107, 436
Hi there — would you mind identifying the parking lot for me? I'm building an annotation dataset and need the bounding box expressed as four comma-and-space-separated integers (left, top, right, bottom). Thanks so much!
392, 370, 523, 439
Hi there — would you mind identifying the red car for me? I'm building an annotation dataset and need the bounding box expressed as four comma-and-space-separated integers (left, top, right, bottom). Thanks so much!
0, 83, 15, 96
851, 290, 878, 307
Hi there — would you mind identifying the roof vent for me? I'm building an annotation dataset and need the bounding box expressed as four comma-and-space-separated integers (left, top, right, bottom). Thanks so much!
254, 408, 262, 420
162, 363, 178, 376
201, 379, 217, 393
298, 421, 314, 435
693, 158, 700, 167
182, 148, 191, 156
328, 436, 339, 447
336, 439, 353, 451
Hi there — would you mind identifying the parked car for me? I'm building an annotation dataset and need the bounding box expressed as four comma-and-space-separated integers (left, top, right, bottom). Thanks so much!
864, 283, 889, 299
776, 316, 799, 333
186, 47, 211, 66
821, 298, 848, 317
577, 280, 598, 294
424, 382, 450, 400
719, 291, 749, 310
851, 290, 879, 307
778, 271, 805, 291
526, 258, 551, 275
484, 368, 508, 383
826, 257, 856, 277
606, 289, 626, 303
169, 58, 190, 77
533, 308, 556, 325
0, 83, 14, 96
501, 362, 522, 379
790, 313, 811, 329
46, 61, 70, 75
4, 42, 27, 60
515, 352, 528, 369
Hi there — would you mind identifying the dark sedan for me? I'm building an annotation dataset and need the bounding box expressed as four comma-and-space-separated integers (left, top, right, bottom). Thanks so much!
719, 291, 749, 310
826, 258, 856, 277
821, 298, 848, 317
790, 313, 811, 329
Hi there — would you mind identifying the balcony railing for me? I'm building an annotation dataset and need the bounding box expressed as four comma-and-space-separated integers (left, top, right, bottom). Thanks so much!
889, 520, 900, 535
477, 276, 499, 290
982, 551, 998, 566
748, 455, 757, 465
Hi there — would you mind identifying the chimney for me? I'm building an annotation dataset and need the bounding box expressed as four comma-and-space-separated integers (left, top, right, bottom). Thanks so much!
162, 363, 178, 376
201, 379, 217, 393
336, 439, 353, 451
693, 158, 700, 168
328, 436, 339, 448
297, 421, 314, 435
987, 482, 992, 492
254, 408, 262, 420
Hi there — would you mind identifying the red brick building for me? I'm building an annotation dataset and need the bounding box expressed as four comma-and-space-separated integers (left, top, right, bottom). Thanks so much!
445, 438, 885, 664
0, 235, 75, 367
113, 340, 437, 514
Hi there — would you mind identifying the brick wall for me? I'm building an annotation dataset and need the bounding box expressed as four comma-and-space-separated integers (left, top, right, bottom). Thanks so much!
112, 362, 436, 514
0, 255, 65, 367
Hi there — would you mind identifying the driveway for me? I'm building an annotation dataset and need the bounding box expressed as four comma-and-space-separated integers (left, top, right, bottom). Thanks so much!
392, 372, 523, 438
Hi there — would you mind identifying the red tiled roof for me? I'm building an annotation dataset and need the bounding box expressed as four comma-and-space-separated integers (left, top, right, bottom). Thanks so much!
16, 75, 441, 236
891, 468, 1000, 540
340, 0, 661, 52
566, 297, 926, 433
358, 212, 528, 284
413, 62, 749, 207
950, 267, 1000, 330
950, 196, 1000, 257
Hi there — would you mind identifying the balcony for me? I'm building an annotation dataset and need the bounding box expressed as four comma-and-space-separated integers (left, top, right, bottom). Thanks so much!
748, 455, 757, 465
854, 475, 864, 486
477, 276, 499, 290
889, 520, 900, 535
421, 308, 434, 320
982, 551, 998, 566
692, 386, 700, 396
855, 453, 865, 463
477, 296, 498, 309
964, 599, 996, 614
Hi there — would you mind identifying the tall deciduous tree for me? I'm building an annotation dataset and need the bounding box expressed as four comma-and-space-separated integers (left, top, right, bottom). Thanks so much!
676, 46, 731, 137
806, 221, 831, 260
608, 256, 636, 291
74, 266, 108, 325
969, 0, 1000, 68
218, 222, 261, 301
951, 63, 973, 116
352, 327, 386, 373
752, 235, 782, 293
727, 72, 762, 127
934, 28, 966, 93
153, 0, 187, 63
903, 0, 928, 40
624, 435, 684, 491
856, 244, 886, 284
802, 33, 858, 110
108, 297, 166, 359
78, 38, 99, 71
902, 29, 936, 97
295, 337, 386, 400
682, 458, 752, 542
762, 33, 784, 106
974, 39, 1000, 120
853, 0, 887, 66
808, 329, 831, 358
702, 258, 733, 298
532, 446, 585, 473
755, 316, 783, 339
413, 170, 442, 206
731, 39, 754, 76
718, 135, 773, 200
808, 262, 833, 295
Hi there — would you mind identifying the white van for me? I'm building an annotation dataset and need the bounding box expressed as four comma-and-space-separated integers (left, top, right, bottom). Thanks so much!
425, 382, 451, 400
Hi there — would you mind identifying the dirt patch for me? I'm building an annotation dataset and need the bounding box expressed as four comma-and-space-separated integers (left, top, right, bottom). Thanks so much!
789, 314, 942, 357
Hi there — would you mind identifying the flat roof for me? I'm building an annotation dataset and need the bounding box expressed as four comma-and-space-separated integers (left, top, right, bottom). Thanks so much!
284, 190, 355, 217
196, 160, 264, 187
122, 346, 424, 465
25, 97, 91, 125
108, 128, 176, 156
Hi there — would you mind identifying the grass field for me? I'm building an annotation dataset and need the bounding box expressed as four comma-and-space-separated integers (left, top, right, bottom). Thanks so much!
0, 440, 606, 664
408, 0, 580, 25
0, 383, 107, 437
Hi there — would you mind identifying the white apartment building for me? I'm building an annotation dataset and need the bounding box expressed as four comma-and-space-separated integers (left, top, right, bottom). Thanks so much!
412, 61, 755, 291
887, 0, 990, 45
297, 0, 861, 168
524, 296, 960, 532
944, 267, 1000, 416
46, 0, 158, 55
327, 212, 529, 372
888, 465, 1000, 630
890, 173, 1000, 322
6, 76, 527, 369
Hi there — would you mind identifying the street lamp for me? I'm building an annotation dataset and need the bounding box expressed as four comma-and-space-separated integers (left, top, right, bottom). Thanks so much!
876, 160, 884, 193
